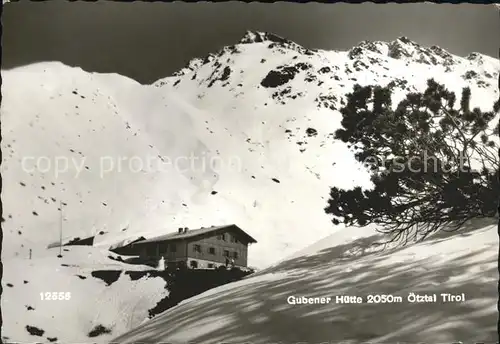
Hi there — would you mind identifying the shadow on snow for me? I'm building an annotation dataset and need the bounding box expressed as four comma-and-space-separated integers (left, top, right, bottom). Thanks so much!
111, 222, 497, 343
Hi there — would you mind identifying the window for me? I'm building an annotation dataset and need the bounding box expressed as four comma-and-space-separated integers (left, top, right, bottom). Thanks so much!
230, 235, 236, 243
171, 244, 177, 253
233, 252, 238, 259
208, 247, 215, 255
218, 233, 226, 241
190, 260, 198, 268
223, 250, 230, 257
208, 263, 214, 269
193, 244, 201, 253
159, 243, 168, 254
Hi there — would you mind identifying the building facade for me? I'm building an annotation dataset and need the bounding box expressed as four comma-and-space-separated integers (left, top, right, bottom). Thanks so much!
115, 225, 257, 270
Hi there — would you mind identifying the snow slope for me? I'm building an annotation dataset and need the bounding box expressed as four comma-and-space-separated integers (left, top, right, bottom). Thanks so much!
112, 218, 498, 343
1, 62, 217, 261
2, 247, 168, 343
1, 31, 498, 343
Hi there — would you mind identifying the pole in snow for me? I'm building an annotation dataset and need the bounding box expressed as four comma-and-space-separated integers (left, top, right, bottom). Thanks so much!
58, 201, 63, 258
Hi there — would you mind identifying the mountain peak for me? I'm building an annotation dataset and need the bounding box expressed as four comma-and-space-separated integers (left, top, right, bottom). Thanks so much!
395, 36, 416, 45
239, 30, 293, 45
239, 30, 267, 44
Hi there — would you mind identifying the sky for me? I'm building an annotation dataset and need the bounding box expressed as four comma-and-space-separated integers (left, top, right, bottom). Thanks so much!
3, 2, 499, 84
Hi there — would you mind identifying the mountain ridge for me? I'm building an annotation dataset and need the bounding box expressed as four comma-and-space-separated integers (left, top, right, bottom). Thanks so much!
163, 30, 497, 85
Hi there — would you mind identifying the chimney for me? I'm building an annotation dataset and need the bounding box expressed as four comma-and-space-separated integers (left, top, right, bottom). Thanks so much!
178, 228, 183, 234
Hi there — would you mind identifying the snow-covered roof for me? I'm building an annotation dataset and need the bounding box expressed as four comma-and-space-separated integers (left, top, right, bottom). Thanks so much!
136, 224, 257, 245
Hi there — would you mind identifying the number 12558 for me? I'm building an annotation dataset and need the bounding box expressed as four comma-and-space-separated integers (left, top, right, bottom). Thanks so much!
40, 292, 71, 300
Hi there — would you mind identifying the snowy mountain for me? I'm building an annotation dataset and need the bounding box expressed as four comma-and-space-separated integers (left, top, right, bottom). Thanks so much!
1, 31, 498, 343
